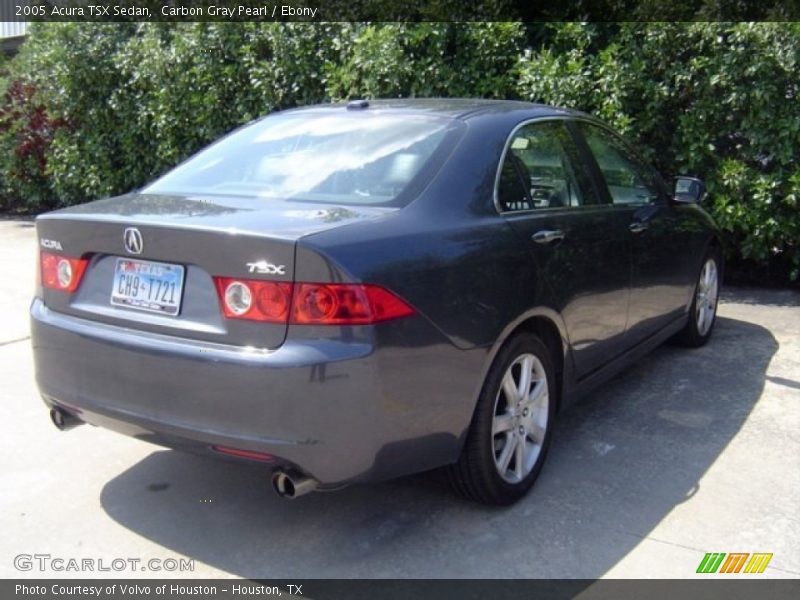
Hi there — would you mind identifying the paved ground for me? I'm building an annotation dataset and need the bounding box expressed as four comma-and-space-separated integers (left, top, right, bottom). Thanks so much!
0, 218, 798, 579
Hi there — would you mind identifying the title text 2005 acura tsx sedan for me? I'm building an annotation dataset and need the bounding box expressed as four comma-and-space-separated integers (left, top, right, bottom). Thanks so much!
31, 99, 722, 504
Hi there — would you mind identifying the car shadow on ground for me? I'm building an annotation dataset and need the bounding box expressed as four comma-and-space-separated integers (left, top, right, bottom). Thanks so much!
99, 315, 777, 578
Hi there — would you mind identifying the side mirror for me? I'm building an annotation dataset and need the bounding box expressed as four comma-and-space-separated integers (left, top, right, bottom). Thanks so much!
673, 176, 706, 204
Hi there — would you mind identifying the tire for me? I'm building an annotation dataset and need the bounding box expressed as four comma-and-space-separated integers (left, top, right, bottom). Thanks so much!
448, 333, 556, 505
674, 249, 722, 348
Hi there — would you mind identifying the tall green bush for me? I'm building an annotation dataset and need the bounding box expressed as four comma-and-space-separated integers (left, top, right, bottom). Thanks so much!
325, 22, 524, 99
518, 22, 800, 281
1, 22, 798, 282
5, 22, 344, 204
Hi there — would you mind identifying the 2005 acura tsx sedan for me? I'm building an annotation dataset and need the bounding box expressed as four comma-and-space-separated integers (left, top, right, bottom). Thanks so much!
31, 99, 722, 504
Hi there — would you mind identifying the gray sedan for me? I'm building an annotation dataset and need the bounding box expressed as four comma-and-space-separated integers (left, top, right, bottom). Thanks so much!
31, 99, 721, 504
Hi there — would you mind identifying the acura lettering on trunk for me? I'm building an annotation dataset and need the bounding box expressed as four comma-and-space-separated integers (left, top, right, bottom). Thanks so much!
31, 99, 722, 504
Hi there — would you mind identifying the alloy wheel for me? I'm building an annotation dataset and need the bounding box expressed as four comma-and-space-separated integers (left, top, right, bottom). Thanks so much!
696, 258, 719, 336
492, 353, 549, 484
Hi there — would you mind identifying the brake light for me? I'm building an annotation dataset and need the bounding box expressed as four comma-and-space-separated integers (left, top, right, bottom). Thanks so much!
214, 277, 292, 323
291, 283, 415, 324
212, 278, 415, 325
40, 252, 89, 293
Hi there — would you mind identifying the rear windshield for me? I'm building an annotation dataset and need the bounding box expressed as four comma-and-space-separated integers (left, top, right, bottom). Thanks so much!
144, 111, 459, 206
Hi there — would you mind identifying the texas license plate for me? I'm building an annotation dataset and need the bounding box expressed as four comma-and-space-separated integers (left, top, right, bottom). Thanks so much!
110, 258, 185, 316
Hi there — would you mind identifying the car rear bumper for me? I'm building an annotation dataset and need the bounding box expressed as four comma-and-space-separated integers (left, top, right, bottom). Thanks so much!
31, 298, 472, 486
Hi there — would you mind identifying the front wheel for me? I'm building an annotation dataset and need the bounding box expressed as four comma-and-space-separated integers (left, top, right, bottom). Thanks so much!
447, 333, 556, 505
674, 250, 721, 347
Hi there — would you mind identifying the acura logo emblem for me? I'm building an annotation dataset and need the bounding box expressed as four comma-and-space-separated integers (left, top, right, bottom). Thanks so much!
123, 228, 143, 255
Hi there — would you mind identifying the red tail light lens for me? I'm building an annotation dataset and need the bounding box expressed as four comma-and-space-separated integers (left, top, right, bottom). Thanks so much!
292, 284, 340, 322
40, 252, 89, 293
292, 283, 414, 325
255, 281, 292, 320
213, 278, 415, 325
214, 277, 292, 323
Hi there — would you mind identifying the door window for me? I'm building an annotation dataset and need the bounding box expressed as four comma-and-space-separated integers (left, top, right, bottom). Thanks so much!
579, 123, 662, 206
497, 122, 593, 212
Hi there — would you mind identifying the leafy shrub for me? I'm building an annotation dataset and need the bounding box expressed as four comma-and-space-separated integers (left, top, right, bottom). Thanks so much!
7, 22, 343, 204
325, 22, 524, 99
0, 53, 9, 98
0, 79, 65, 211
517, 22, 800, 282
1, 22, 798, 282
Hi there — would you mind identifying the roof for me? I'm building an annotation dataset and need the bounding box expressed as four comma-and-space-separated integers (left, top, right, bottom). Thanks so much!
283, 98, 580, 121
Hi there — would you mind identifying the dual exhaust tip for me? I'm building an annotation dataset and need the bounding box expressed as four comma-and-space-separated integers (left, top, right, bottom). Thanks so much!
271, 469, 318, 499
50, 407, 84, 431
50, 407, 317, 499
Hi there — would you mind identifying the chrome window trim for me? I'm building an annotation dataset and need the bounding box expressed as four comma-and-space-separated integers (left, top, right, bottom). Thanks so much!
493, 115, 587, 216
492, 115, 661, 216
572, 118, 669, 208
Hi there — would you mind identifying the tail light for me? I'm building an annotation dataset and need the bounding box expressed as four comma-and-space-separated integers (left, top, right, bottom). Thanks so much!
40, 252, 89, 293
214, 278, 292, 323
291, 283, 414, 324
213, 277, 415, 325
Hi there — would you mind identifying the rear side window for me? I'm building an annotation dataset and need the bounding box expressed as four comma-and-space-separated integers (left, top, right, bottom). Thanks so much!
145, 112, 460, 206
578, 123, 663, 206
497, 121, 594, 213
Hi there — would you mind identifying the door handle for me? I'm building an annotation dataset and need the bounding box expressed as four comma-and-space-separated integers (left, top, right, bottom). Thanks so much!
629, 221, 649, 234
532, 229, 565, 244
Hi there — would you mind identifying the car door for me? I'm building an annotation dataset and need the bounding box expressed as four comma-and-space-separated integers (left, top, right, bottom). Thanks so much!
496, 120, 632, 379
573, 122, 700, 342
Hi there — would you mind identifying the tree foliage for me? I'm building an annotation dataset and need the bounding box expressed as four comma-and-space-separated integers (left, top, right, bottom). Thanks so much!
517, 22, 800, 281
0, 22, 797, 282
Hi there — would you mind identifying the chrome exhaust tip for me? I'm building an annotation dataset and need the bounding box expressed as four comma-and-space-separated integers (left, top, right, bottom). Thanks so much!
50, 408, 84, 431
271, 469, 318, 499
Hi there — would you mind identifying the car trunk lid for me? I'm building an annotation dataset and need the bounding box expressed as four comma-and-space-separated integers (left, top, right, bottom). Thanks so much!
36, 192, 394, 349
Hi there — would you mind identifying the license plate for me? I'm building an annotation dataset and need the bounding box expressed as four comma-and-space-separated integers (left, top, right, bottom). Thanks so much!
110, 258, 185, 316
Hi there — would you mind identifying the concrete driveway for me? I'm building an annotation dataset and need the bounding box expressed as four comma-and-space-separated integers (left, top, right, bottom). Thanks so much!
0, 217, 798, 579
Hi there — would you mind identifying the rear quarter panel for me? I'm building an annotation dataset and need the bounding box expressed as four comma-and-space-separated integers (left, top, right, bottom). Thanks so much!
302, 113, 556, 351
298, 114, 567, 450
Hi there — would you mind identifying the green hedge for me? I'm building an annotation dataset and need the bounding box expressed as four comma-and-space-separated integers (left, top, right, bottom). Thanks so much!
517, 23, 800, 283
1, 22, 798, 282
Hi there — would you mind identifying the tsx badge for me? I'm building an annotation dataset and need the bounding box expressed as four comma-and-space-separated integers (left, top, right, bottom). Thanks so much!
246, 261, 286, 275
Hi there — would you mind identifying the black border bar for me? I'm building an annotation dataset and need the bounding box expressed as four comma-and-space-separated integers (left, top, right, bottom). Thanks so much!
5, 579, 800, 600
4, 0, 800, 22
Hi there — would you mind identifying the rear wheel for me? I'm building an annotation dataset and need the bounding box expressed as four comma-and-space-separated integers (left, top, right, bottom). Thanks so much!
448, 333, 556, 505
674, 251, 721, 347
